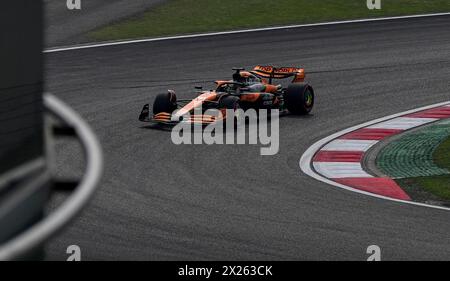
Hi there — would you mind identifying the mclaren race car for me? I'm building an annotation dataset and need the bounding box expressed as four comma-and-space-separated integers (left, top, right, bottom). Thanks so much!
138, 65, 315, 125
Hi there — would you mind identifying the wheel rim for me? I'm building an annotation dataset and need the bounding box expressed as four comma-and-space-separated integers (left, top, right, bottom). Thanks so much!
304, 89, 313, 107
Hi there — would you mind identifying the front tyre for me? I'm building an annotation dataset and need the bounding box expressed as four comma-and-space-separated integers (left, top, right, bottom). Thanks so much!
153, 91, 177, 115
285, 83, 314, 115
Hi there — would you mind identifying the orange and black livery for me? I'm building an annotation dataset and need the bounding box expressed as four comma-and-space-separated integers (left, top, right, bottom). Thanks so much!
139, 65, 315, 126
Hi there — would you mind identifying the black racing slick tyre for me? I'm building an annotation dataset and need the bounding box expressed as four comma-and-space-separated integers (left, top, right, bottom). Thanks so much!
153, 91, 177, 115
285, 83, 314, 115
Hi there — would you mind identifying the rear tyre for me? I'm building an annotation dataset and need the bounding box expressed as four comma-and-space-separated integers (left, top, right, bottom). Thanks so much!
153, 91, 177, 115
285, 83, 314, 115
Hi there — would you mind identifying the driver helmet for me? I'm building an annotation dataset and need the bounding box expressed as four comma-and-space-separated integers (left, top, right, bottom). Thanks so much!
233, 71, 260, 84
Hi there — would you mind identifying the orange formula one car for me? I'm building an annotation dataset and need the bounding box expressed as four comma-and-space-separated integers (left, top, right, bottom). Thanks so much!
138, 65, 315, 125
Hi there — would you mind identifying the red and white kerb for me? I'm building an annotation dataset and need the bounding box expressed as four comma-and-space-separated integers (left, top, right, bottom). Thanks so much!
312, 105, 450, 200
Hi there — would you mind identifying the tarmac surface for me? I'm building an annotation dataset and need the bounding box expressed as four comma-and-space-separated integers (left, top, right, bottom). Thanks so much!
45, 16, 450, 260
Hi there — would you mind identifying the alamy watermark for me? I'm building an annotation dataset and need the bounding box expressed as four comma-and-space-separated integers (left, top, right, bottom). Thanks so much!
366, 245, 381, 261
67, 0, 81, 10
66, 245, 81, 261
367, 0, 381, 10
67, 1, 381, 12
171, 107, 280, 156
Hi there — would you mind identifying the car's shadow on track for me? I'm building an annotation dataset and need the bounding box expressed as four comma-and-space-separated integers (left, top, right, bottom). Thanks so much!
138, 113, 315, 132
139, 124, 173, 132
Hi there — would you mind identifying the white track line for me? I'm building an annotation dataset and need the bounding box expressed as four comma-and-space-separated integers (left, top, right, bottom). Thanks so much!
44, 12, 450, 54
300, 101, 450, 211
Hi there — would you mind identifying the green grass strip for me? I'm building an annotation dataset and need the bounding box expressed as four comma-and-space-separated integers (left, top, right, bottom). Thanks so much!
90, 0, 450, 41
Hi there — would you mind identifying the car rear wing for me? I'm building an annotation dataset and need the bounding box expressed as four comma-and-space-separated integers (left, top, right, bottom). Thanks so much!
251, 65, 305, 83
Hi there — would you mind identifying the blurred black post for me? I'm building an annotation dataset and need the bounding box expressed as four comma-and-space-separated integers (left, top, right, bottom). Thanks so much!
0, 1, 43, 168
0, 1, 49, 259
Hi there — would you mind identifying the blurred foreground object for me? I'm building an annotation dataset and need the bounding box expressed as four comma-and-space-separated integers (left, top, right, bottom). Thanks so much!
0, 1, 102, 260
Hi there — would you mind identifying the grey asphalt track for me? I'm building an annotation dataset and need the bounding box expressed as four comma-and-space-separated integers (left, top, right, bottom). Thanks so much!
44, 0, 165, 46
45, 16, 450, 260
